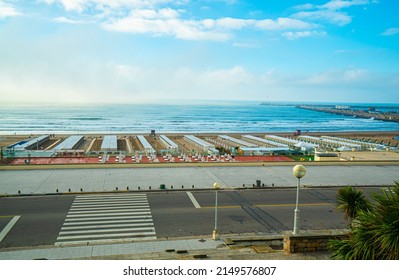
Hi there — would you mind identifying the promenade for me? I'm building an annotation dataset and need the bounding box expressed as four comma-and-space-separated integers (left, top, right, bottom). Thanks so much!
1, 164, 398, 195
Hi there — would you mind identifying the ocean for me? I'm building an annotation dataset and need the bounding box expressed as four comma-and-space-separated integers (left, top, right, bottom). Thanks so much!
1, 102, 399, 134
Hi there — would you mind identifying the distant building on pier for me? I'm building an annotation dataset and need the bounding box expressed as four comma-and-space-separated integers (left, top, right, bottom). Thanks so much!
335, 105, 350, 110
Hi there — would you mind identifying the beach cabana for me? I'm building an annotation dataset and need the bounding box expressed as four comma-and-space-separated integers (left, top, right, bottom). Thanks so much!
101, 135, 118, 152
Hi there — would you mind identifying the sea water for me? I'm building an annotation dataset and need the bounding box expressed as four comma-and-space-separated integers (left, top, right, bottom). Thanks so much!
0, 102, 398, 134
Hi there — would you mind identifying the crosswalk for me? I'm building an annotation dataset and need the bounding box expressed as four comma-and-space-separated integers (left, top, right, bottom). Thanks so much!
55, 193, 156, 246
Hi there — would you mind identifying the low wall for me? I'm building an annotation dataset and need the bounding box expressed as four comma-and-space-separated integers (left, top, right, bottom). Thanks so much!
283, 229, 349, 254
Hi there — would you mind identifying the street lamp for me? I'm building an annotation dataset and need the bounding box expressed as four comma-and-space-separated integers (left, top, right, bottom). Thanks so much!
212, 182, 221, 240
292, 164, 307, 235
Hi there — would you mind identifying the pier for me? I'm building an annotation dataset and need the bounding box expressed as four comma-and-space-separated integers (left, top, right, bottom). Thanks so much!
296, 105, 399, 123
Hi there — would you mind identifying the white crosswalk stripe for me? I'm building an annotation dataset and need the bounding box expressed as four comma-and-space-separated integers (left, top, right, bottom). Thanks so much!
55, 193, 156, 245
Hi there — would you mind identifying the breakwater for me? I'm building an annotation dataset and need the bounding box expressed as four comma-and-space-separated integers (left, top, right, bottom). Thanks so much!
297, 105, 399, 123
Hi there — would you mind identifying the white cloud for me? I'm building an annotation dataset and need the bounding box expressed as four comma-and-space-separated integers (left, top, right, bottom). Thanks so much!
294, 9, 352, 26
104, 9, 317, 41
212, 17, 254, 29
255, 17, 315, 30
320, 0, 369, 10
40, 0, 182, 12
103, 9, 232, 41
293, 3, 315, 10
283, 30, 327, 40
293, 0, 373, 26
0, 1, 20, 18
53, 16, 86, 24
381, 28, 399, 36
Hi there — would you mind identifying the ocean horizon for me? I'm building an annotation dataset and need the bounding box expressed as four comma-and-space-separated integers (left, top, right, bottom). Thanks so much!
1, 101, 399, 135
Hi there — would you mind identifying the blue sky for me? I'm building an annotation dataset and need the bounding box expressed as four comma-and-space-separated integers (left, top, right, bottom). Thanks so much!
0, 0, 398, 104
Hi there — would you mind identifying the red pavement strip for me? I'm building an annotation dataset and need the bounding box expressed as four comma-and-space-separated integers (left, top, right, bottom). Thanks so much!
9, 155, 294, 165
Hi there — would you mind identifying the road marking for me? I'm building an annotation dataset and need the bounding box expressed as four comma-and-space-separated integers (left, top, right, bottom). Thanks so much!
61, 222, 154, 230
68, 208, 150, 214
76, 194, 147, 200
64, 219, 153, 226
0, 215, 21, 243
72, 201, 149, 206
66, 211, 151, 218
71, 203, 149, 209
56, 193, 157, 245
59, 227, 155, 235
187, 192, 201, 208
200, 202, 333, 209
64, 215, 151, 222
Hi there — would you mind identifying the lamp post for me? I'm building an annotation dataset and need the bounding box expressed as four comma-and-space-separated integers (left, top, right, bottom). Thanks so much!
212, 182, 221, 240
292, 164, 307, 235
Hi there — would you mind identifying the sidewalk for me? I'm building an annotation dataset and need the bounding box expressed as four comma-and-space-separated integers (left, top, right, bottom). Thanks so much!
0, 237, 223, 260
0, 236, 331, 260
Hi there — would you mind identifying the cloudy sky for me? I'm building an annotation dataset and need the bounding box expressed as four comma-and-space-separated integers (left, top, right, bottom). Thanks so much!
0, 0, 398, 104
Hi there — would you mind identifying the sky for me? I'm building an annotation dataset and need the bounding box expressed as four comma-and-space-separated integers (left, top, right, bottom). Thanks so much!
0, 0, 398, 104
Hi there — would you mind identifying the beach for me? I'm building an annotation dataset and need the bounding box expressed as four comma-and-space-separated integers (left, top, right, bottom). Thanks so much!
1, 131, 398, 167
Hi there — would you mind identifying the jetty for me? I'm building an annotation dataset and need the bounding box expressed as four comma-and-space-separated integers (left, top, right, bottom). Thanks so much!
296, 105, 399, 123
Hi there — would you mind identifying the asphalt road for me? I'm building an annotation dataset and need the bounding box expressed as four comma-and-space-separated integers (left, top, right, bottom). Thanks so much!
0, 187, 383, 248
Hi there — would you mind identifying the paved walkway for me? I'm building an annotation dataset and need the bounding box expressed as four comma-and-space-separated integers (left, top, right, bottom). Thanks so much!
1, 165, 399, 195
0, 238, 224, 260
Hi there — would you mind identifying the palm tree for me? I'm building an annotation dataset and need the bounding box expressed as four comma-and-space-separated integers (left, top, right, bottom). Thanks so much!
330, 182, 399, 260
336, 186, 371, 225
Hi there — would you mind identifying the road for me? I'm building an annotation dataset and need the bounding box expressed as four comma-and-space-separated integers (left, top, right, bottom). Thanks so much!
0, 187, 384, 248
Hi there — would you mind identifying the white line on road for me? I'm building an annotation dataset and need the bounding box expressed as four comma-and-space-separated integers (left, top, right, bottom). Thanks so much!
64, 217, 153, 224
66, 211, 151, 218
68, 208, 150, 214
75, 194, 147, 200
61, 223, 154, 230
186, 192, 201, 209
64, 215, 151, 222
0, 216, 21, 243
59, 227, 155, 235
71, 203, 149, 209
72, 200, 148, 206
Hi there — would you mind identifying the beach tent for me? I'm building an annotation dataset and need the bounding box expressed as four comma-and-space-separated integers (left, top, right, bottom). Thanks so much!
294, 142, 316, 151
